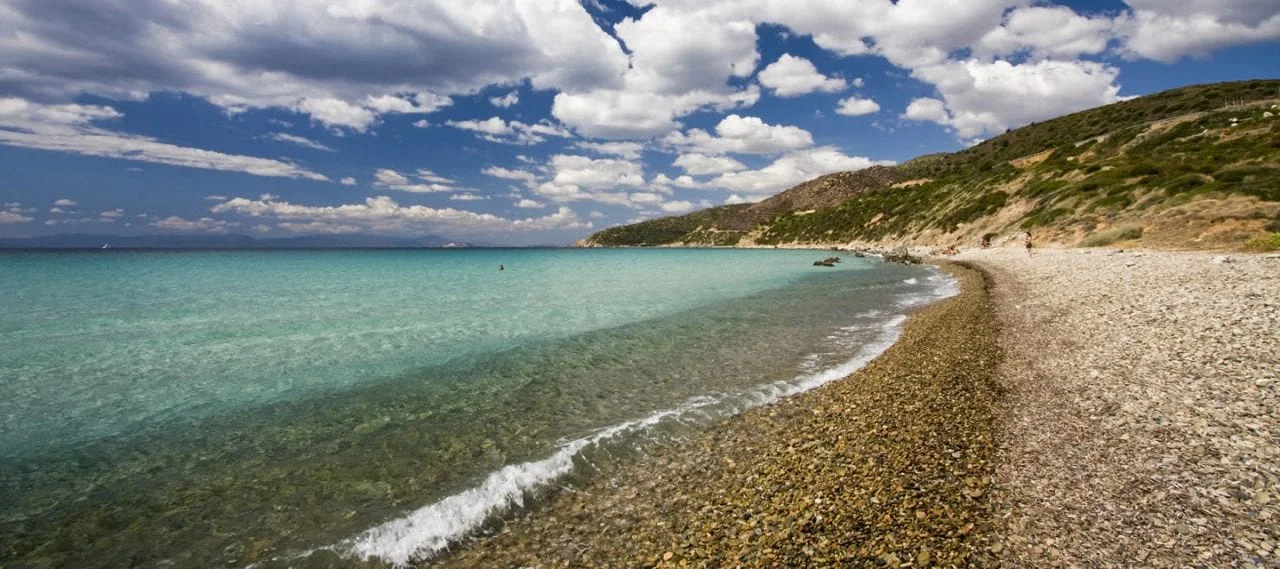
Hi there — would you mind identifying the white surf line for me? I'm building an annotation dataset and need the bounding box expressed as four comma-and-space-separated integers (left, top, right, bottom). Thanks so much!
338, 273, 959, 567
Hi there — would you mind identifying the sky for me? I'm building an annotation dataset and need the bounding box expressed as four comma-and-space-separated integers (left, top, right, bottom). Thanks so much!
0, 0, 1277, 245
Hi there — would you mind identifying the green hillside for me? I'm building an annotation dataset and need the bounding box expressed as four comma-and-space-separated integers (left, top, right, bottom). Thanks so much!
579, 80, 1280, 251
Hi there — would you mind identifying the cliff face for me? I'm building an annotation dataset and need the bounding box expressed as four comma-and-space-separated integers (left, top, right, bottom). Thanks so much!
581, 80, 1280, 252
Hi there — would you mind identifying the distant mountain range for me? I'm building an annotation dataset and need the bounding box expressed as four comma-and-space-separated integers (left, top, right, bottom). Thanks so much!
0, 233, 494, 249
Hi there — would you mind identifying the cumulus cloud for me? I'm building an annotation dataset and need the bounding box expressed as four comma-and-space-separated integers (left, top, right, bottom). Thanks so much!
706, 147, 894, 196
0, 0, 625, 127
0, 98, 329, 180
665, 115, 814, 155
515, 198, 544, 209
482, 166, 539, 186
976, 5, 1113, 59
552, 87, 760, 139
1116, 0, 1280, 62
151, 216, 232, 233
551, 155, 646, 189
660, 200, 697, 213
277, 221, 362, 234
489, 91, 519, 108
905, 59, 1122, 138
449, 193, 488, 201
53, 198, 76, 206
340, 177, 357, 186
573, 141, 645, 160
446, 117, 573, 145
373, 168, 453, 193
211, 195, 591, 233
835, 96, 881, 116
0, 211, 33, 223
673, 153, 748, 176
268, 132, 335, 152
757, 54, 847, 97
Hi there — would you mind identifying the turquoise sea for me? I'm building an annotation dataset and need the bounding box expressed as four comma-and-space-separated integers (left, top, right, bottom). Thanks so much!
0, 248, 954, 568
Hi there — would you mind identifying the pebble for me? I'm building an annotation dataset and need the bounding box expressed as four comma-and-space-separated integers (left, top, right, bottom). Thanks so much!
961, 247, 1279, 568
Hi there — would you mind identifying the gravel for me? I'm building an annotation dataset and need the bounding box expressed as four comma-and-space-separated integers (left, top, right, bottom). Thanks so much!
955, 247, 1279, 568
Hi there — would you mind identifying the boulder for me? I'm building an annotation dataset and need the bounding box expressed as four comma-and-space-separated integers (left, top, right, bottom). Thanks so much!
883, 245, 922, 265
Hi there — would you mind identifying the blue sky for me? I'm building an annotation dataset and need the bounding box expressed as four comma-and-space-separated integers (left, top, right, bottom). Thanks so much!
0, 0, 1277, 245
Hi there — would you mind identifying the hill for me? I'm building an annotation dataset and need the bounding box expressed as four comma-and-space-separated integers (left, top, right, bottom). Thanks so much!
579, 80, 1280, 251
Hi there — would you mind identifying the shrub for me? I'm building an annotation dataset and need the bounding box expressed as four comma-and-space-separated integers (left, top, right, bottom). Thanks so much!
1244, 233, 1280, 252
1079, 225, 1144, 247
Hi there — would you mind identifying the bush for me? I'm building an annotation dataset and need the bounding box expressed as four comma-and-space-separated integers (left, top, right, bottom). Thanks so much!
1245, 233, 1280, 252
1079, 225, 1144, 247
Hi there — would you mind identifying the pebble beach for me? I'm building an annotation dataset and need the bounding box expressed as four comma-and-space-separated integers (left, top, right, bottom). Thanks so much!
425, 248, 1279, 568
959, 247, 1279, 568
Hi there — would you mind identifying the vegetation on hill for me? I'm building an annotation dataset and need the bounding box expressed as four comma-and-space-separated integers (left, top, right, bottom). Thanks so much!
580, 80, 1280, 251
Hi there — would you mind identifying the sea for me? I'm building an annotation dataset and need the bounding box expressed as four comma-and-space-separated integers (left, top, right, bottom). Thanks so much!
0, 248, 956, 568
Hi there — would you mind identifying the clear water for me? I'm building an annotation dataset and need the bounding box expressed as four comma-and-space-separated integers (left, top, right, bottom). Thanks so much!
0, 249, 953, 568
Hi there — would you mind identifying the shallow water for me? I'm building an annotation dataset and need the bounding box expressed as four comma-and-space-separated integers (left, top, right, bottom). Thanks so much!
0, 249, 953, 568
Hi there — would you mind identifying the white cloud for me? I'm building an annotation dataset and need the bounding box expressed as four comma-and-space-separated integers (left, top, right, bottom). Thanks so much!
552, 86, 760, 139
446, 117, 573, 145
449, 193, 488, 201
365, 93, 452, 115
268, 132, 335, 152
665, 115, 813, 155
278, 221, 362, 234
373, 168, 453, 193
724, 194, 751, 205
0, 211, 33, 224
252, 224, 272, 233
572, 141, 645, 160
0, 1, 626, 127
296, 98, 379, 132
0, 98, 329, 181
49, 207, 65, 214
551, 155, 645, 189
660, 200, 697, 213
706, 147, 893, 196
614, 5, 759, 94
212, 195, 592, 233
1116, 1, 1280, 62
151, 216, 232, 233
835, 96, 881, 117
204, 195, 228, 201
906, 58, 1122, 138
515, 198, 544, 209
482, 166, 539, 185
99, 209, 125, 219
53, 198, 76, 207
416, 169, 456, 185
340, 177, 357, 186
673, 153, 748, 176
757, 54, 846, 97
489, 91, 519, 108
905, 98, 952, 124
589, 210, 605, 219
976, 6, 1113, 59
412, 120, 430, 128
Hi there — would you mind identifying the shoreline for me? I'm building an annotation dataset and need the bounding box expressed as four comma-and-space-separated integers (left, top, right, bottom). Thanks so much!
428, 262, 1002, 568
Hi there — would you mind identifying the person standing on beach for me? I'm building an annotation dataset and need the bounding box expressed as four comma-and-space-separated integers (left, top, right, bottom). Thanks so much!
1023, 231, 1033, 257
